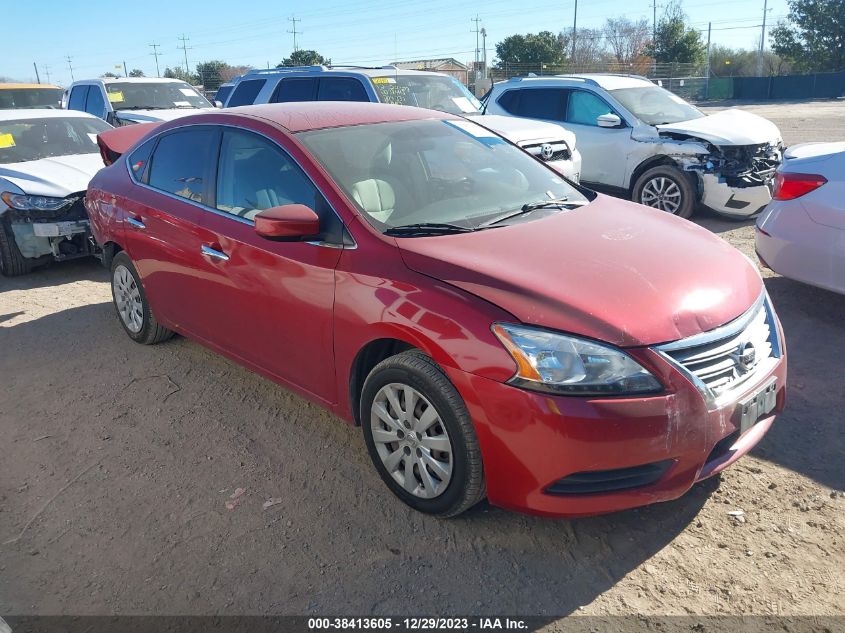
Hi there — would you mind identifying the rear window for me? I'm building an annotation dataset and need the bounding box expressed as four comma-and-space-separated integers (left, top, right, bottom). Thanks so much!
215, 85, 233, 105
67, 86, 90, 111
127, 137, 156, 183
227, 79, 266, 107
500, 88, 564, 120
317, 78, 368, 102
0, 87, 63, 109
270, 78, 318, 103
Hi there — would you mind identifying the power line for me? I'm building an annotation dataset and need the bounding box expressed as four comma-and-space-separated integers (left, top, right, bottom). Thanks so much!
149, 43, 161, 77
177, 34, 192, 75
66, 55, 74, 82
287, 16, 302, 52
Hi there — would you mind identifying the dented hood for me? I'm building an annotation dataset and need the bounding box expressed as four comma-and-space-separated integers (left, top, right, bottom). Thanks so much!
0, 153, 104, 197
657, 109, 781, 146
398, 194, 763, 347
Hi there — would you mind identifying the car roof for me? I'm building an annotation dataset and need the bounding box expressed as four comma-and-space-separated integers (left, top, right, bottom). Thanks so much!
240, 66, 453, 80
71, 77, 189, 85
220, 102, 456, 132
0, 83, 63, 90
0, 109, 102, 122
498, 73, 653, 91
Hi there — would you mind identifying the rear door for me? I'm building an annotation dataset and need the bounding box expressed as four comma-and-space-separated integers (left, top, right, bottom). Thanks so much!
120, 126, 219, 333
193, 126, 345, 401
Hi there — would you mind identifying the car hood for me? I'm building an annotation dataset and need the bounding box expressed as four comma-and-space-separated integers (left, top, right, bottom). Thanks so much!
477, 114, 577, 149
397, 194, 763, 347
115, 107, 214, 124
0, 153, 104, 197
657, 109, 781, 146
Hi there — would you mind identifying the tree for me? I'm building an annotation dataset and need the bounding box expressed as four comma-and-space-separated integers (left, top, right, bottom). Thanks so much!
220, 65, 252, 83
196, 60, 229, 90
163, 66, 198, 84
102, 72, 120, 78
129, 69, 145, 77
278, 50, 330, 67
495, 31, 569, 73
604, 17, 651, 65
567, 28, 610, 69
771, 0, 845, 72
645, 2, 707, 66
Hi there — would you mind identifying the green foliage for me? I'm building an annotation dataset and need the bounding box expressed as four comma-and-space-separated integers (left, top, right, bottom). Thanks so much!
163, 66, 199, 84
644, 1, 706, 65
278, 50, 331, 67
495, 31, 569, 71
102, 72, 120, 78
771, 0, 845, 72
195, 60, 229, 89
128, 69, 145, 77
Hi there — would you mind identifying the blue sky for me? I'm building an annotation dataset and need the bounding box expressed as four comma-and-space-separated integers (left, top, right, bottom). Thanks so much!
4, 0, 789, 85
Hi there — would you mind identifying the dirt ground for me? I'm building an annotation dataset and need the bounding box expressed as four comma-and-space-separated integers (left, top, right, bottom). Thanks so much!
1, 100, 844, 620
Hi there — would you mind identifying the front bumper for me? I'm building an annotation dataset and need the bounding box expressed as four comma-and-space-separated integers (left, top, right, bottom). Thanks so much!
445, 337, 786, 518
549, 148, 582, 183
701, 174, 773, 218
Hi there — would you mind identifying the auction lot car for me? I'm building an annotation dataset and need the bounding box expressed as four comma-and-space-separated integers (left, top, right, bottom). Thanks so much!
223, 66, 582, 182
756, 142, 845, 295
484, 74, 784, 219
86, 102, 786, 518
0, 83, 64, 109
63, 77, 215, 126
0, 109, 111, 275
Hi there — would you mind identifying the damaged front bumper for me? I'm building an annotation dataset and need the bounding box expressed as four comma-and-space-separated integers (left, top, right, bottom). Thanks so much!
700, 174, 773, 218
3, 194, 97, 261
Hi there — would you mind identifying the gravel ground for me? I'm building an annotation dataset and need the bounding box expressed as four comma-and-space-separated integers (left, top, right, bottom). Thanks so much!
1, 100, 843, 620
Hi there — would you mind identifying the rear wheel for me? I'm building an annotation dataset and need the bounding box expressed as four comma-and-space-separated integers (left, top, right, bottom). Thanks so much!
110, 251, 174, 345
360, 351, 485, 518
0, 218, 34, 277
632, 165, 696, 219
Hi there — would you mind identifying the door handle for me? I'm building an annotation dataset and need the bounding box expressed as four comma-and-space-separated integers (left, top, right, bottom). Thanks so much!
201, 244, 229, 261
126, 216, 145, 229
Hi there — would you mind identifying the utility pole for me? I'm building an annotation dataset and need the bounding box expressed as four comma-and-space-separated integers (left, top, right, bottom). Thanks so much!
705, 22, 711, 99
178, 34, 192, 75
572, 0, 578, 62
757, 0, 769, 76
471, 16, 481, 82
653, 0, 657, 42
44, 65, 52, 84
481, 28, 487, 80
287, 16, 301, 53
66, 56, 74, 82
149, 43, 161, 77
123, 61, 129, 77
33, 62, 41, 84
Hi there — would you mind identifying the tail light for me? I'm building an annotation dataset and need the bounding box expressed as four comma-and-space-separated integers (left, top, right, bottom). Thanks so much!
773, 172, 827, 200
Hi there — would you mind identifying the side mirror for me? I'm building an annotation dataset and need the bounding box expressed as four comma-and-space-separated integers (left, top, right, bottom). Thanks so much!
597, 113, 623, 128
254, 204, 320, 240
214, 100, 224, 108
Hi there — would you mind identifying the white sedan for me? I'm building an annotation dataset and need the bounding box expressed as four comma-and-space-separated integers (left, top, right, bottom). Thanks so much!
0, 109, 111, 275
756, 142, 845, 295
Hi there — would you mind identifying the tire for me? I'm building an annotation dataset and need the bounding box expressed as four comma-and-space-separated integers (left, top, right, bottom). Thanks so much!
360, 350, 485, 518
110, 251, 174, 345
632, 165, 697, 219
0, 218, 34, 277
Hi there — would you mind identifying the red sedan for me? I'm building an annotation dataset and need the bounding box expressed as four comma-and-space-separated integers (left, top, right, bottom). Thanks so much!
86, 103, 786, 518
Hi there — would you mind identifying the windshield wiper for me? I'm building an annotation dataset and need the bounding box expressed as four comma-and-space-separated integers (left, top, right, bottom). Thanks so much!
384, 222, 475, 237
118, 106, 168, 110
479, 197, 580, 227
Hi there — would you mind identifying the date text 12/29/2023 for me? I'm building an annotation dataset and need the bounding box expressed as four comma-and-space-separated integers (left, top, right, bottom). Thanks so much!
307, 618, 529, 630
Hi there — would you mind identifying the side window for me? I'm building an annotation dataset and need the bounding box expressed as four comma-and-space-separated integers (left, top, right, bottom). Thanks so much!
566, 90, 614, 126
85, 87, 106, 118
227, 79, 266, 107
317, 78, 368, 102
67, 86, 89, 111
496, 90, 520, 114
270, 78, 318, 103
148, 128, 216, 204
215, 85, 233, 106
126, 137, 157, 183
215, 129, 344, 242
511, 88, 565, 120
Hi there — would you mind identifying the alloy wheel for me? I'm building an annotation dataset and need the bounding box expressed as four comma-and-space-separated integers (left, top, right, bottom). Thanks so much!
640, 176, 683, 214
370, 382, 453, 499
113, 264, 144, 333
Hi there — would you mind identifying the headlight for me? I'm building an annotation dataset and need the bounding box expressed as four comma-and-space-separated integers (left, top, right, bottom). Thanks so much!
492, 323, 663, 396
1, 192, 76, 212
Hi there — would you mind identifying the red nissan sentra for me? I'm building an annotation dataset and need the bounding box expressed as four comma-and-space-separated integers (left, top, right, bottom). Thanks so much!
86, 103, 787, 518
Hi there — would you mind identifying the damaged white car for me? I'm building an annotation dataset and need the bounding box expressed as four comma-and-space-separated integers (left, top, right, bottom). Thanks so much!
483, 74, 783, 219
0, 110, 110, 276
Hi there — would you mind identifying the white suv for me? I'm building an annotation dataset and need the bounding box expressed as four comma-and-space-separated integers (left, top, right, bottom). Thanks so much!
484, 74, 783, 218
63, 77, 214, 126
223, 66, 582, 182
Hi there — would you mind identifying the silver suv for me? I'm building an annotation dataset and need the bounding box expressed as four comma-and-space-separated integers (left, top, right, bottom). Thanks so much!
484, 74, 783, 218
223, 66, 581, 182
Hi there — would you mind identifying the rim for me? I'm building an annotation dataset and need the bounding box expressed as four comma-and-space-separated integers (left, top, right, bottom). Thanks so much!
370, 383, 453, 499
640, 176, 683, 214
112, 264, 144, 333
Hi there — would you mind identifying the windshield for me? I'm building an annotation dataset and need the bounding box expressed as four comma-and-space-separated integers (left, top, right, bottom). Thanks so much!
0, 88, 63, 109
610, 86, 704, 126
298, 118, 586, 232
105, 81, 212, 111
370, 75, 482, 116
0, 117, 111, 164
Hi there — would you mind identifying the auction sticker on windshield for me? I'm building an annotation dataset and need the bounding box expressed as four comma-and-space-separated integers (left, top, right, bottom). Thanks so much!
371, 77, 395, 84
107, 91, 125, 103
0, 133, 15, 148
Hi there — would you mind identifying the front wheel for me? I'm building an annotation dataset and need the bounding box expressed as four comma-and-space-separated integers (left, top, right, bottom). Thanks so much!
0, 218, 34, 277
632, 165, 696, 219
360, 351, 485, 517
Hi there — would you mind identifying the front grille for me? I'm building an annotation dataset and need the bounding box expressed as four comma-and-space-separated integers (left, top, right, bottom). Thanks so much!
545, 460, 674, 495
658, 295, 781, 399
522, 142, 571, 162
